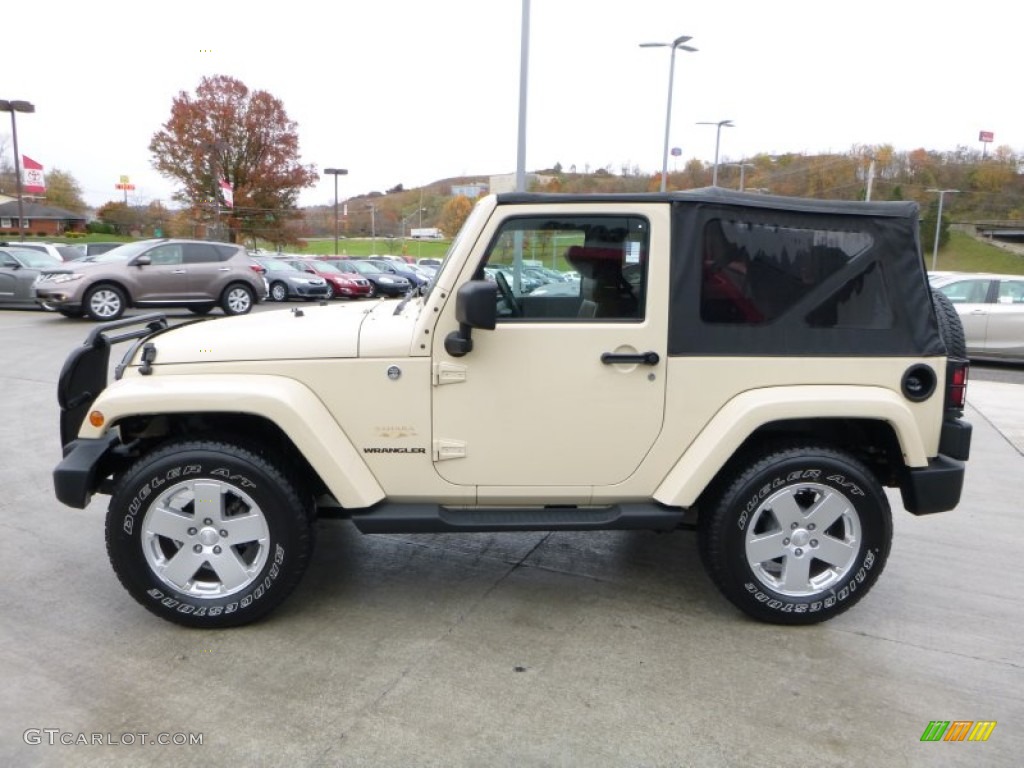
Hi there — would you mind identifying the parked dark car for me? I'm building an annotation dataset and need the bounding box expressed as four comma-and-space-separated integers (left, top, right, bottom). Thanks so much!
251, 256, 330, 301
281, 258, 373, 299
324, 258, 411, 297
366, 258, 429, 288
0, 247, 63, 308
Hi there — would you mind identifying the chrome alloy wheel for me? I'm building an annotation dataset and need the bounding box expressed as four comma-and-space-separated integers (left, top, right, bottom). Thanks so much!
141, 479, 270, 598
225, 285, 253, 314
744, 483, 861, 597
88, 288, 123, 319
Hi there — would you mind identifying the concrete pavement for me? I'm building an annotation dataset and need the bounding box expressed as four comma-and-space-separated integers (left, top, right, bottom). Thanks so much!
0, 309, 1021, 767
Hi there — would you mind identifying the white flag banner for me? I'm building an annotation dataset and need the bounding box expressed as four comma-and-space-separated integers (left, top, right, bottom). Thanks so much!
220, 178, 233, 208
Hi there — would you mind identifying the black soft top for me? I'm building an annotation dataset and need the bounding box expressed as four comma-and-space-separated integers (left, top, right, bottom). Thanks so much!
498, 189, 941, 358
497, 187, 919, 220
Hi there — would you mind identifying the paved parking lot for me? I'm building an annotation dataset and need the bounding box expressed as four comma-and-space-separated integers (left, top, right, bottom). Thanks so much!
1, 305, 1021, 767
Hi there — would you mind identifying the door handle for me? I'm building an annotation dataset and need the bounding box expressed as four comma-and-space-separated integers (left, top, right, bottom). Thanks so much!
172, 269, 187, 274
601, 351, 660, 366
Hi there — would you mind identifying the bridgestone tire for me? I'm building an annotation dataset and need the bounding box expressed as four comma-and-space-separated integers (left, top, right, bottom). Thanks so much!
931, 289, 967, 359
106, 440, 314, 628
698, 444, 892, 625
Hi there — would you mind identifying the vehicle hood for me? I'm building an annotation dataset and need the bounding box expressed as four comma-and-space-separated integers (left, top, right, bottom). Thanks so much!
135, 300, 420, 366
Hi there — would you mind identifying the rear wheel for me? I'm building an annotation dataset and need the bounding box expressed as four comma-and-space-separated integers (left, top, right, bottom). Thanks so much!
324, 283, 335, 300
84, 284, 126, 321
221, 283, 254, 315
106, 440, 314, 628
699, 444, 892, 625
365, 283, 377, 298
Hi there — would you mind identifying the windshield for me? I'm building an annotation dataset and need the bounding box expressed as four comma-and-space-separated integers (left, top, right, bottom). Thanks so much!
92, 241, 158, 263
11, 249, 61, 268
348, 261, 379, 275
425, 198, 490, 300
258, 258, 299, 273
310, 260, 341, 273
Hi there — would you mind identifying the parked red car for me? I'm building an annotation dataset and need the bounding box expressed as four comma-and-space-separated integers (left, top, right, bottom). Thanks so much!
281, 258, 373, 299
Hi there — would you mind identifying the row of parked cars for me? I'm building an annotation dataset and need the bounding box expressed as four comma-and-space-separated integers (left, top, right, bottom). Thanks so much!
0, 239, 450, 321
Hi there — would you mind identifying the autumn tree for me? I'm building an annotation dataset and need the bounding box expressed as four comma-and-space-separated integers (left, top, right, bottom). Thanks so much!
44, 169, 87, 214
149, 75, 317, 243
438, 195, 473, 239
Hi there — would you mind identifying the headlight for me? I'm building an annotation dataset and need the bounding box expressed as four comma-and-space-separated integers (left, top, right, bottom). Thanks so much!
47, 273, 85, 284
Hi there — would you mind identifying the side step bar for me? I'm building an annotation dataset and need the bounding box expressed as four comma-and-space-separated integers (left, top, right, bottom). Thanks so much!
349, 503, 686, 534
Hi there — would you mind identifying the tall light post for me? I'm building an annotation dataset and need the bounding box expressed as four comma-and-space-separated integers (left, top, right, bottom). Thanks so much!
323, 168, 348, 256
367, 205, 377, 254
515, 0, 531, 192
0, 99, 36, 234
640, 35, 697, 192
726, 162, 754, 191
927, 188, 959, 271
697, 119, 734, 186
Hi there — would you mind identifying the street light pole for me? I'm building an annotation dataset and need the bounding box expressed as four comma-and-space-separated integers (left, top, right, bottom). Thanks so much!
367, 205, 377, 253
927, 188, 959, 271
0, 99, 36, 234
697, 119, 734, 186
726, 162, 754, 191
323, 168, 348, 256
640, 35, 697, 193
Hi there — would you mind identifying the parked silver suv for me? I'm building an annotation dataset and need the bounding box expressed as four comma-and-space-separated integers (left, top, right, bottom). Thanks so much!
35, 239, 263, 320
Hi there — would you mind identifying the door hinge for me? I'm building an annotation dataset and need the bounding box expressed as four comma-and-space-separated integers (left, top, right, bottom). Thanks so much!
433, 439, 467, 461
432, 362, 467, 386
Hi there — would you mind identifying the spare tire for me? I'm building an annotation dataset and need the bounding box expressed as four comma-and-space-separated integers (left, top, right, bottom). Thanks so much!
932, 289, 966, 359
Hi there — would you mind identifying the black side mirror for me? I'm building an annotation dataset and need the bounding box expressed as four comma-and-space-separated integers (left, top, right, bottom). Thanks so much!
445, 281, 497, 357
132, 255, 152, 267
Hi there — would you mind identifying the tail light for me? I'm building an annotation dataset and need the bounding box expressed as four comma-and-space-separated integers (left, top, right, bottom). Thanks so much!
250, 263, 266, 275
945, 359, 969, 412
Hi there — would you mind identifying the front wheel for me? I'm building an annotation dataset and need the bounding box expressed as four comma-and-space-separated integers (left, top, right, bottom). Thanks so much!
698, 444, 892, 625
106, 440, 314, 628
269, 282, 288, 302
84, 284, 126, 321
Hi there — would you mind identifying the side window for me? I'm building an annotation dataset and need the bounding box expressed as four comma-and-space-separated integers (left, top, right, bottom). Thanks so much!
183, 244, 221, 264
0, 252, 17, 267
700, 218, 884, 327
939, 280, 990, 304
997, 280, 1024, 304
146, 245, 183, 266
481, 215, 648, 321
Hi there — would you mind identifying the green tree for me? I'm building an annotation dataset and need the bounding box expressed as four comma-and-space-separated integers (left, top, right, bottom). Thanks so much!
920, 199, 952, 254
44, 169, 88, 214
149, 75, 317, 243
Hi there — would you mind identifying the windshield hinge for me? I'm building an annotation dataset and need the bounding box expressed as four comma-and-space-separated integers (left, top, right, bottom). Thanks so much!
432, 362, 467, 386
433, 439, 466, 461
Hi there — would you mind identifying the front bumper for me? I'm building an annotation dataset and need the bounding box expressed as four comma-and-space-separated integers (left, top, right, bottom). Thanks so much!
54, 434, 121, 508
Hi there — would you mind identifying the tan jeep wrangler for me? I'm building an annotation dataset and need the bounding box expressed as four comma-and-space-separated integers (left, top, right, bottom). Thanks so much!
54, 189, 972, 628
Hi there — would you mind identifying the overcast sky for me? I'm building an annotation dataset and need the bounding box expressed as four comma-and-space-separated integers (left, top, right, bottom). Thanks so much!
4, 0, 1018, 209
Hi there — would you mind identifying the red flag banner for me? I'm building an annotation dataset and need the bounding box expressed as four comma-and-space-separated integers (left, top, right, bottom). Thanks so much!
220, 178, 234, 208
21, 155, 46, 195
